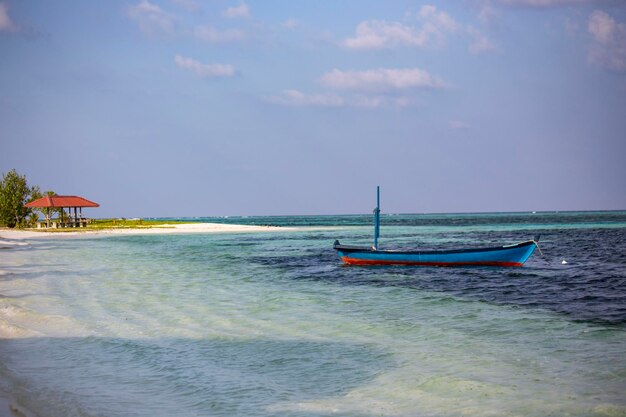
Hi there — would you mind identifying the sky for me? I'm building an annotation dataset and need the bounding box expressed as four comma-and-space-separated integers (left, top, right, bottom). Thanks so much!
1, 0, 625, 218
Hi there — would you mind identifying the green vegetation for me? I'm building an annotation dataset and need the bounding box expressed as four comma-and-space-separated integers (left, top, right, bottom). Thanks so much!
20, 218, 193, 233
88, 218, 190, 229
36, 190, 63, 225
0, 169, 42, 228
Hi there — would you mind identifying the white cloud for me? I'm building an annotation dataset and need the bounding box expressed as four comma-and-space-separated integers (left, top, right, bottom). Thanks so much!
354, 95, 415, 108
268, 90, 345, 107
449, 120, 471, 129
497, 0, 591, 7
275, 67, 449, 109
342, 6, 459, 50
477, 3, 498, 24
169, 0, 201, 13
222, 3, 250, 19
0, 3, 17, 32
352, 95, 385, 108
418, 5, 459, 32
588, 10, 626, 71
175, 55, 235, 78
194, 25, 245, 43
128, 0, 176, 35
467, 26, 496, 54
267, 90, 417, 109
589, 9, 616, 43
342, 20, 431, 50
319, 68, 448, 92
283, 18, 300, 30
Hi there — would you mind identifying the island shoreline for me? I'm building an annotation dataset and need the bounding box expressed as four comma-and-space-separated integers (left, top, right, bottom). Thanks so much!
0, 223, 323, 241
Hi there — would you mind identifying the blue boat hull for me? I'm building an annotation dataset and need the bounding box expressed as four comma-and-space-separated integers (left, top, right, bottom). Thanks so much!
333, 240, 537, 267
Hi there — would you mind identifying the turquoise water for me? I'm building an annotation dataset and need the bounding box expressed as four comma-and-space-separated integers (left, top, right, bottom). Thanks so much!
1, 212, 625, 417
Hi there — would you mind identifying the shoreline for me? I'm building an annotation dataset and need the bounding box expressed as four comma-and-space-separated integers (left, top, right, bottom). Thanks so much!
0, 223, 307, 241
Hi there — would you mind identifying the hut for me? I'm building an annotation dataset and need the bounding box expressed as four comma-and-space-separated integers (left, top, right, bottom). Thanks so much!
25, 195, 99, 228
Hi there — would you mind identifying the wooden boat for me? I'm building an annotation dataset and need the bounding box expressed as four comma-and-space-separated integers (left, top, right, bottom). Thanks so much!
333, 187, 539, 267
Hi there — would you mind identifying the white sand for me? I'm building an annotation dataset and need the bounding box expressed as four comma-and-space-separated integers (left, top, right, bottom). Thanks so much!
0, 223, 298, 241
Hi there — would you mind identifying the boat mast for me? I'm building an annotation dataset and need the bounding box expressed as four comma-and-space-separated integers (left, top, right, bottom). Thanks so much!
373, 186, 380, 250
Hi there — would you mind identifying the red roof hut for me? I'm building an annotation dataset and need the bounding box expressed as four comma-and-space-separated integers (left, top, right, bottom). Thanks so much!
25, 195, 99, 228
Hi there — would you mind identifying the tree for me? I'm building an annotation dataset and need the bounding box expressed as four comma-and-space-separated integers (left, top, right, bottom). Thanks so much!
32, 190, 60, 226
0, 169, 40, 228
25, 187, 45, 227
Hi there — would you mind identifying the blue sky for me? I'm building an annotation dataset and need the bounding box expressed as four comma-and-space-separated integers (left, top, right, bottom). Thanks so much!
1, 0, 625, 217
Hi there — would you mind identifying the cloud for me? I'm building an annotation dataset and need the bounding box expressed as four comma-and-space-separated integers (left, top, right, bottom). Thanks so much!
174, 55, 235, 78
222, 3, 250, 19
589, 9, 617, 43
283, 18, 300, 30
194, 24, 245, 43
267, 90, 417, 109
341, 5, 495, 54
128, 0, 176, 35
169, 0, 201, 13
477, 3, 498, 24
269, 65, 449, 110
467, 26, 496, 53
342, 6, 460, 50
267, 90, 345, 107
418, 5, 459, 32
0, 2, 18, 32
342, 20, 431, 50
496, 0, 592, 7
319, 68, 448, 92
449, 120, 471, 129
353, 95, 415, 108
588, 10, 626, 71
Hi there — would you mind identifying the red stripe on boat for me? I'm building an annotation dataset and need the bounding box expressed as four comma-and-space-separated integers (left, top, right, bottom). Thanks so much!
340, 256, 523, 267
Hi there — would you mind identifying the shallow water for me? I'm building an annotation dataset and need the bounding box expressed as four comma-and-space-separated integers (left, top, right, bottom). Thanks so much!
1, 212, 625, 417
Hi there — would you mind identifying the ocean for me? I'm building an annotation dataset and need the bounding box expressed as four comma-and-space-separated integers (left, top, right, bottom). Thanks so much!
1, 211, 625, 417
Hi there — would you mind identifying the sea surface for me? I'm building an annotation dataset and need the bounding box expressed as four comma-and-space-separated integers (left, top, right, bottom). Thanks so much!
1, 211, 625, 417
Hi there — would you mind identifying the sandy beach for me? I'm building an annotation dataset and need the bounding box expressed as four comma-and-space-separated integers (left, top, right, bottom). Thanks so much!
0, 223, 296, 242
